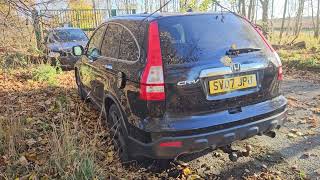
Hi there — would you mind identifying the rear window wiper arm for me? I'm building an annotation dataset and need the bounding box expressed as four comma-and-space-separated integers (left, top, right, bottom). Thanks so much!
226, 48, 261, 56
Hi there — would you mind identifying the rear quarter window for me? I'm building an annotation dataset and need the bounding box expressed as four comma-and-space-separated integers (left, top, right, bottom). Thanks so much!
119, 27, 139, 61
158, 14, 268, 65
101, 24, 123, 59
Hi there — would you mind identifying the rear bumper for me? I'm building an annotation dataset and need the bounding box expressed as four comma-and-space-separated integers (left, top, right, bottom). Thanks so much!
127, 97, 287, 159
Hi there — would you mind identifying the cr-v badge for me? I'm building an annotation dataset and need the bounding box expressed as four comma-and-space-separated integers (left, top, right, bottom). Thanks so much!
177, 79, 200, 86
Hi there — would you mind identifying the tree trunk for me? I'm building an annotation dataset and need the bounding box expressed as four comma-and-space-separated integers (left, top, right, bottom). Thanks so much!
271, 0, 274, 32
238, 0, 241, 14
259, 0, 269, 33
279, 0, 288, 44
248, 0, 254, 20
315, 0, 320, 38
241, 0, 246, 16
294, 0, 305, 36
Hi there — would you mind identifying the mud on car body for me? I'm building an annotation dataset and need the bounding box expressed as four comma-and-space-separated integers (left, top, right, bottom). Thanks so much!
73, 12, 287, 161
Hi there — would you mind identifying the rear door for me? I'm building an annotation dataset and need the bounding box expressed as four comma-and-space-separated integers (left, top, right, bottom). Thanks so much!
80, 24, 106, 99
89, 23, 123, 104
158, 14, 280, 118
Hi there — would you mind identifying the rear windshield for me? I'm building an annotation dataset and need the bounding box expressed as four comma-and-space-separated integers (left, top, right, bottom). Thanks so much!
158, 14, 268, 65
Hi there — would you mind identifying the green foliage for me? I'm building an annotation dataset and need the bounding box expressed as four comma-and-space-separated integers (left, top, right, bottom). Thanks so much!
32, 64, 61, 86
72, 155, 97, 180
180, 0, 212, 12
199, 0, 212, 11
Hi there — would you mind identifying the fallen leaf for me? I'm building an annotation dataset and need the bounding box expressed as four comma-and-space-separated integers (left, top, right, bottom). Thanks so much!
25, 153, 38, 163
288, 133, 298, 138
187, 174, 201, 180
19, 156, 28, 166
296, 131, 304, 136
26, 138, 37, 146
183, 167, 192, 176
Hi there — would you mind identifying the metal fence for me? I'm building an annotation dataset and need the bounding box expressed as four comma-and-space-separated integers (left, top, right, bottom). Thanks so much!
40, 9, 136, 32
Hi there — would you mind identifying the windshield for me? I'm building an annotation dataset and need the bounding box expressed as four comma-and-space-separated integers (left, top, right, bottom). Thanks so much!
52, 29, 88, 42
158, 14, 268, 65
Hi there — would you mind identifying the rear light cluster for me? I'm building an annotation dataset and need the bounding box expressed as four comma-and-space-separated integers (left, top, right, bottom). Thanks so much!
159, 141, 182, 148
139, 21, 166, 101
254, 26, 283, 81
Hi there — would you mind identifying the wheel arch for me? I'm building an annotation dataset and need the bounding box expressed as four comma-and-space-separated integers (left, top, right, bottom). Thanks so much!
103, 94, 128, 135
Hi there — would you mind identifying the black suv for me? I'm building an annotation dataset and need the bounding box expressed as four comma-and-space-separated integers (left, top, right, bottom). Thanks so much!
73, 12, 287, 161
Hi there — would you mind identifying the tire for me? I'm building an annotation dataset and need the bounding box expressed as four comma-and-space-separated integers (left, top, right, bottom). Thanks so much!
108, 104, 130, 162
75, 72, 86, 101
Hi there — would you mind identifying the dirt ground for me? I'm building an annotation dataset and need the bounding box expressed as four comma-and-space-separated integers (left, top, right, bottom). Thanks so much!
181, 69, 320, 179
0, 67, 319, 179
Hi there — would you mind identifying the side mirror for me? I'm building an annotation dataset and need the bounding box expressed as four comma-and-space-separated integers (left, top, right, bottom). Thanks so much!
72, 45, 84, 56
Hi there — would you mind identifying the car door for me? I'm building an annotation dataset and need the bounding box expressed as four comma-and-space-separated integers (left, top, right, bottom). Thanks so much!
87, 23, 123, 105
79, 24, 107, 103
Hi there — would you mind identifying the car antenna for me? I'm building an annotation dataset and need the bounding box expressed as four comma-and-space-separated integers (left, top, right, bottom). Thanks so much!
140, 0, 173, 22
136, 0, 173, 57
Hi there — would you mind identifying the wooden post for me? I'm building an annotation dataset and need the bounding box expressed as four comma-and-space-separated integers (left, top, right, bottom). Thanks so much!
32, 9, 43, 51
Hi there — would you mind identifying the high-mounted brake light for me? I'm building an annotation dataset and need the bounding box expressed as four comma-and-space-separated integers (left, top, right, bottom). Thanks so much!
139, 21, 165, 101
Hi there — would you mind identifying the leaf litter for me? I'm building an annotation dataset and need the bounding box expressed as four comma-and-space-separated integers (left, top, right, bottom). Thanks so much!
0, 67, 319, 179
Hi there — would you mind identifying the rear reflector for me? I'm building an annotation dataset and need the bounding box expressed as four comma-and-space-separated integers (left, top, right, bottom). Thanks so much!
139, 21, 165, 101
278, 66, 283, 81
159, 141, 182, 148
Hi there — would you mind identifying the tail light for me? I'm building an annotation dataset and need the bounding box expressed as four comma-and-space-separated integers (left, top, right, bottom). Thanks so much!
139, 21, 165, 101
278, 66, 283, 81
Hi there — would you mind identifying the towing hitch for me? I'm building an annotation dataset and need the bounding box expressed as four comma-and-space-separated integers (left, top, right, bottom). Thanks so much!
220, 144, 252, 162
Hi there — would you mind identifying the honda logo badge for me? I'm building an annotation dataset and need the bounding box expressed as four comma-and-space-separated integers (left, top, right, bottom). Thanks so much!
231, 63, 241, 72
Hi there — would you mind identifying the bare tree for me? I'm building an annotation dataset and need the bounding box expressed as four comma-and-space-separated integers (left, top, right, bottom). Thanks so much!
248, 0, 254, 20
315, 0, 320, 38
259, 0, 269, 32
279, 0, 288, 44
294, 0, 305, 36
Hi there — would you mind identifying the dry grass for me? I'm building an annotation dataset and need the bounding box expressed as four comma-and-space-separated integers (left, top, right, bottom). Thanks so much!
0, 66, 154, 179
270, 32, 320, 71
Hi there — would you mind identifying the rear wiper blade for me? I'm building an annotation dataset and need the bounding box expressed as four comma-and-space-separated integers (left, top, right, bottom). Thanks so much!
226, 48, 261, 56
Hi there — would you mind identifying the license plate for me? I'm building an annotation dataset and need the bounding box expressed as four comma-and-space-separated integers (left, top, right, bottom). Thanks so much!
209, 74, 257, 95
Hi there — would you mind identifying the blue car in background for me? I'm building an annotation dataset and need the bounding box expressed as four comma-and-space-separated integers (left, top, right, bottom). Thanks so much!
45, 27, 88, 69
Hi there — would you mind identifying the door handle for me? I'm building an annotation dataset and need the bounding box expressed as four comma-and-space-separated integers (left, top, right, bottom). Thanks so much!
104, 64, 113, 70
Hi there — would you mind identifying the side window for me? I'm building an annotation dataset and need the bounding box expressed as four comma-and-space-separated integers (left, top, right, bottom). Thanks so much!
119, 27, 139, 61
87, 25, 106, 60
101, 24, 122, 58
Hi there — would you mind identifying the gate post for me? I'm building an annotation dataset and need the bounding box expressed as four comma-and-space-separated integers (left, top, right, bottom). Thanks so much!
32, 9, 43, 51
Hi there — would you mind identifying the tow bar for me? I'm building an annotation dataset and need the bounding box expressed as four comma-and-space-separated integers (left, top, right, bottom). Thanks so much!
221, 144, 252, 162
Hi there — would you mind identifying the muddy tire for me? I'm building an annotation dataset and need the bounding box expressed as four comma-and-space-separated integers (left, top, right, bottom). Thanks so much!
75, 72, 86, 101
108, 104, 130, 162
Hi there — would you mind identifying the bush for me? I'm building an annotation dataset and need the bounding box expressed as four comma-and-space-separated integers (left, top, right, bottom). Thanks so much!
32, 64, 61, 86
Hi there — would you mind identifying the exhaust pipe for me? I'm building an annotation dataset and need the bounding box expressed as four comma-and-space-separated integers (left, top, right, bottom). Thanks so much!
264, 131, 276, 138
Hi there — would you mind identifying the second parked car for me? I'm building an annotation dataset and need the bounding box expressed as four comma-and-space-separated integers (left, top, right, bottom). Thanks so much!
45, 27, 88, 69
